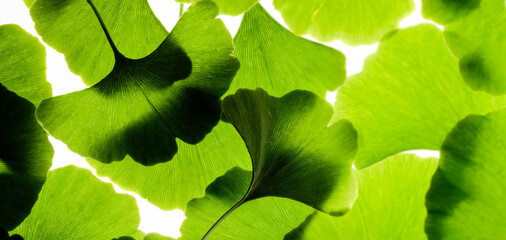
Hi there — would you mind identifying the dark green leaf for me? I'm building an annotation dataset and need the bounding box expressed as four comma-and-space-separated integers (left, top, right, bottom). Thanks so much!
36, 1, 239, 165
287, 154, 437, 240
334, 24, 506, 169
422, 0, 481, 24
0, 24, 53, 231
10, 166, 140, 239
273, 0, 415, 44
425, 108, 506, 239
231, 4, 346, 98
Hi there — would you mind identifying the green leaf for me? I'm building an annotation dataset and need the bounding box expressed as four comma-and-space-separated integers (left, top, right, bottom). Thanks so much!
0, 24, 51, 106
421, 0, 481, 24
10, 166, 140, 239
36, 1, 239, 165
333, 24, 506, 169
0, 24, 53, 231
87, 121, 251, 211
286, 154, 438, 240
31, 0, 168, 86
425, 108, 506, 239
181, 88, 357, 238
273, 0, 414, 44
176, 0, 258, 16
180, 167, 314, 239
144, 232, 176, 240
436, 0, 506, 95
231, 4, 346, 98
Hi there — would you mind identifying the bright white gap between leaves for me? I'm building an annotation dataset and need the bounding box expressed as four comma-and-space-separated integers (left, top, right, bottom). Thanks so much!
0, 0, 438, 238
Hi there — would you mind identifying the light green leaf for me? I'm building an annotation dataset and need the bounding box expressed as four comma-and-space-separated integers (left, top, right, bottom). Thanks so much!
0, 24, 51, 106
36, 1, 239, 165
144, 232, 176, 240
10, 166, 140, 239
231, 4, 346, 98
181, 89, 357, 238
425, 108, 506, 239
438, 0, 506, 95
0, 24, 53, 231
273, 0, 414, 44
31, 0, 167, 86
180, 167, 314, 239
334, 24, 506, 169
87, 121, 251, 211
286, 154, 438, 240
176, 0, 258, 15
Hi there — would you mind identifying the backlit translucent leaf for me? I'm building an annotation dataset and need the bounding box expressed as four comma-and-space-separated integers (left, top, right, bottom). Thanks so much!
31, 0, 168, 86
425, 109, 506, 239
36, 1, 238, 165
425, 0, 506, 95
10, 166, 140, 239
0, 24, 53, 231
287, 154, 437, 240
0, 24, 51, 106
179, 167, 313, 239
422, 0, 481, 24
176, 0, 258, 15
334, 24, 506, 169
273, 0, 414, 44
231, 4, 346, 98
179, 89, 357, 238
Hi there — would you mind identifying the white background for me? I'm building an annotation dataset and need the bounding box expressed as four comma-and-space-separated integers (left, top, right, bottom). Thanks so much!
0, 0, 439, 238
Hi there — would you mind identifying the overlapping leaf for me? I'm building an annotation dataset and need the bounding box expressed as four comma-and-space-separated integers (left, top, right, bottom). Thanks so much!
334, 24, 506, 169
273, 0, 414, 44
31, 0, 168, 86
425, 109, 506, 239
10, 166, 140, 239
180, 89, 357, 238
176, 0, 258, 15
231, 4, 346, 97
287, 154, 437, 240
424, 0, 506, 95
180, 167, 313, 239
421, 0, 481, 24
0, 24, 53, 231
36, 1, 239, 165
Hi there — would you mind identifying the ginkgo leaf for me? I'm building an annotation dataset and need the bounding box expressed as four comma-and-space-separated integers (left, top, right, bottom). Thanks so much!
31, 0, 168, 86
180, 167, 314, 239
273, 0, 414, 44
0, 24, 53, 231
180, 88, 357, 238
424, 0, 506, 95
176, 0, 258, 16
231, 4, 346, 98
36, 1, 239, 165
425, 109, 506, 239
333, 24, 506, 169
10, 166, 140, 239
286, 154, 438, 240
144, 232, 176, 240
0, 24, 51, 106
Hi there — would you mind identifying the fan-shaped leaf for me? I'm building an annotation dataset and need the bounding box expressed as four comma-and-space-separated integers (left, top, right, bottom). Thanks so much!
10, 166, 140, 239
231, 4, 346, 98
0, 24, 53, 231
334, 24, 506, 169
425, 109, 506, 239
36, 1, 239, 165
273, 0, 415, 44
287, 154, 437, 240
176, 0, 258, 16
181, 88, 357, 238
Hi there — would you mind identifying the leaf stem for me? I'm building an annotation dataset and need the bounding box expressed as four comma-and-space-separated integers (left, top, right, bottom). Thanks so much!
179, 3, 184, 18
201, 197, 247, 240
86, 0, 122, 58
